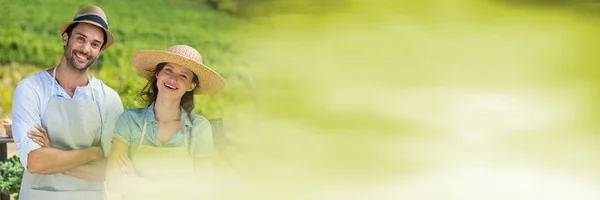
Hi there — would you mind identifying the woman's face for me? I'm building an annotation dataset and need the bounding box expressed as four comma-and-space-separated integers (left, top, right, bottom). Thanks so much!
156, 63, 197, 98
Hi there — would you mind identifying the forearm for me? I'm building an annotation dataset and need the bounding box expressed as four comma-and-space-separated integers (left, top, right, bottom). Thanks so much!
63, 158, 107, 181
27, 146, 102, 174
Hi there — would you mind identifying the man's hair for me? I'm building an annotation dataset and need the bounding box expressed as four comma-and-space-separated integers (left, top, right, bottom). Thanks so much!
63, 22, 108, 49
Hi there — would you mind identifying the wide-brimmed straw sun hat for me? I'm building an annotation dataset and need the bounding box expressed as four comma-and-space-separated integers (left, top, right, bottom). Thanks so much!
130, 45, 226, 94
60, 5, 115, 51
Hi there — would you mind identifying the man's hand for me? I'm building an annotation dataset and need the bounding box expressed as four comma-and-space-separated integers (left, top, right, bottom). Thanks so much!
26, 124, 104, 174
63, 158, 107, 181
89, 146, 104, 160
28, 125, 51, 147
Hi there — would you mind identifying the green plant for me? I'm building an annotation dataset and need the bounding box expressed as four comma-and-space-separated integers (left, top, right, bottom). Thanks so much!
0, 156, 23, 199
207, 0, 239, 14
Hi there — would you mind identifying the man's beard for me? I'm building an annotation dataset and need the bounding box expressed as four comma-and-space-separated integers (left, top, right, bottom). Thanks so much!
64, 43, 96, 73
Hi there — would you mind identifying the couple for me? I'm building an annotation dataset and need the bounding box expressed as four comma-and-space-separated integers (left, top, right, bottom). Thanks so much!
11, 5, 224, 200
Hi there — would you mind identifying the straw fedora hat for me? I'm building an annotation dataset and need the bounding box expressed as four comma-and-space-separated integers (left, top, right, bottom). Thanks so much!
130, 45, 226, 94
60, 5, 115, 51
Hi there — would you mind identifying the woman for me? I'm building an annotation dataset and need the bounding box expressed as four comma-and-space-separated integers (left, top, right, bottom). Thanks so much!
106, 45, 225, 199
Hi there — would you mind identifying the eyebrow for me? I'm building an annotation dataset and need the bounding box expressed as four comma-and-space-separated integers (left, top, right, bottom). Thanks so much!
165, 65, 189, 75
74, 32, 102, 44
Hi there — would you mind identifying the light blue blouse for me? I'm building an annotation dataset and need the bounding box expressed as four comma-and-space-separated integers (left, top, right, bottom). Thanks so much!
113, 103, 213, 158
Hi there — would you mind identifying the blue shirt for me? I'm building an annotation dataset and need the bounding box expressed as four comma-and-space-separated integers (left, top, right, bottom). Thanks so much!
11, 70, 123, 168
113, 103, 214, 158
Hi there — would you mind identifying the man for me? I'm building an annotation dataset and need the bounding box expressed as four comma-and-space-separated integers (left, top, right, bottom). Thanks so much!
11, 5, 123, 200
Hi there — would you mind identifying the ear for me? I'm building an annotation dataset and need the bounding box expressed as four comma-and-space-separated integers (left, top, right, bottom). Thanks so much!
188, 83, 197, 92
62, 32, 69, 47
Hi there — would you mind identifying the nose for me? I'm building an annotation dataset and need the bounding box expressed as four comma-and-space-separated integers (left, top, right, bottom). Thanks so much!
80, 43, 91, 54
167, 74, 178, 83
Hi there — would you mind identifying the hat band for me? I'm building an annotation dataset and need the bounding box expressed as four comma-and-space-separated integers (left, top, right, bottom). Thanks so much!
73, 14, 108, 29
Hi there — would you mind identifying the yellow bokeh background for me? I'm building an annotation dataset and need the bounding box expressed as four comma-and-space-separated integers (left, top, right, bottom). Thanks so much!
221, 0, 600, 199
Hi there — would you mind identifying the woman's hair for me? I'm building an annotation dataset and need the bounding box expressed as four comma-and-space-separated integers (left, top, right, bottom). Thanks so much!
139, 62, 200, 118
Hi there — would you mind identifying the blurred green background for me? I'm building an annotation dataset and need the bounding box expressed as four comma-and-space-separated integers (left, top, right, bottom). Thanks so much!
2, 0, 600, 199
0, 0, 265, 128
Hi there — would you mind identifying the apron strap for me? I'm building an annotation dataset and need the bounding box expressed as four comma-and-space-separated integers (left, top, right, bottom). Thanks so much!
137, 119, 148, 154
188, 124, 194, 155
51, 67, 57, 96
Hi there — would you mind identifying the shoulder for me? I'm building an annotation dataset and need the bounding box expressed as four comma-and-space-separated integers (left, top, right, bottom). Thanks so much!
114, 108, 146, 132
14, 70, 51, 98
189, 114, 214, 135
119, 108, 146, 120
91, 78, 121, 102
16, 70, 50, 90
190, 114, 211, 127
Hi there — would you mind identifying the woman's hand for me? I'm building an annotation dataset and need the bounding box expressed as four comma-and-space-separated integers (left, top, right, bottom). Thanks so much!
28, 125, 51, 147
118, 154, 137, 176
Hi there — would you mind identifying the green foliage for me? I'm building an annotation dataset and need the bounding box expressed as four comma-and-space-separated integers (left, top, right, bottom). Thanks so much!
207, 0, 240, 14
0, 156, 23, 199
205, 0, 351, 17
0, 0, 243, 68
0, 65, 40, 116
0, 0, 256, 120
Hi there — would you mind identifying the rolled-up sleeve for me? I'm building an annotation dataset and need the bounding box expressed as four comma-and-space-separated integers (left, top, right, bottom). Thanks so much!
192, 116, 213, 158
11, 82, 42, 168
113, 111, 133, 146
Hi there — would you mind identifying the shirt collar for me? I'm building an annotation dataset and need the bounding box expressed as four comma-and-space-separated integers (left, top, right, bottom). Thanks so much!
145, 103, 193, 127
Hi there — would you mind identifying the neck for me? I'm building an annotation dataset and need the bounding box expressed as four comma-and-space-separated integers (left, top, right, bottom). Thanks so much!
154, 93, 182, 122
54, 59, 90, 92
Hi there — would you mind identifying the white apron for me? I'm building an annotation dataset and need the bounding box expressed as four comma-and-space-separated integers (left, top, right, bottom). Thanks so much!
19, 67, 105, 200
124, 118, 194, 200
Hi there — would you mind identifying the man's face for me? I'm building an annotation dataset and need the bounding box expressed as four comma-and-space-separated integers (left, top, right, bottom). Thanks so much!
62, 23, 104, 72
